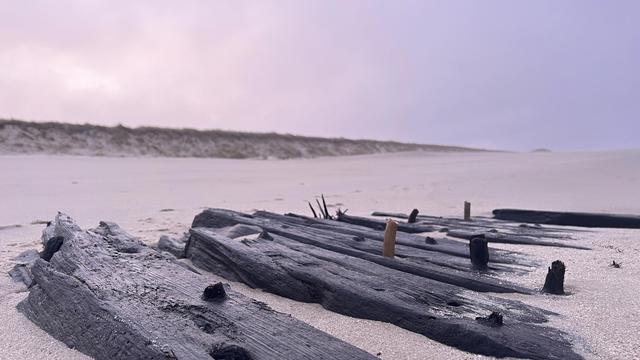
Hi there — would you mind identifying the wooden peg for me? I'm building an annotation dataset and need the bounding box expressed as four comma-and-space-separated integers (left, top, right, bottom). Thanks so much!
542, 260, 565, 294
464, 201, 471, 220
383, 219, 398, 258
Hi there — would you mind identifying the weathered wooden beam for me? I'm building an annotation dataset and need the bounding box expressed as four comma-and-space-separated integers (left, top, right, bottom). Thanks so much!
191, 209, 531, 293
493, 208, 640, 229
270, 211, 531, 266
186, 226, 583, 360
265, 213, 526, 273
447, 229, 591, 250
336, 212, 437, 233
371, 211, 587, 236
15, 214, 376, 360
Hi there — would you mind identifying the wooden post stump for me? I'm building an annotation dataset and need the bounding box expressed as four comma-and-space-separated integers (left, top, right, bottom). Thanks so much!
383, 219, 397, 258
408, 209, 419, 224
542, 260, 565, 294
464, 201, 471, 221
469, 236, 489, 269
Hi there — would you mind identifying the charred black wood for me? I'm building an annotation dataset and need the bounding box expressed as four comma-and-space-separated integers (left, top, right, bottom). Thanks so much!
493, 208, 640, 229
186, 225, 582, 360
15, 213, 375, 360
203, 282, 227, 301
464, 201, 471, 220
408, 209, 419, 224
40, 236, 63, 261
321, 194, 330, 219
308, 201, 318, 218
469, 236, 489, 270
315, 198, 326, 219
542, 260, 566, 295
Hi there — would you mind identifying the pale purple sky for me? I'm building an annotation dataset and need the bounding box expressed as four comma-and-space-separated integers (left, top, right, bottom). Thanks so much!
0, 1, 638, 150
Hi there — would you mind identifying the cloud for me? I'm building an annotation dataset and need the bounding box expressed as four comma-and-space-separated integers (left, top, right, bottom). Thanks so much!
0, 0, 638, 150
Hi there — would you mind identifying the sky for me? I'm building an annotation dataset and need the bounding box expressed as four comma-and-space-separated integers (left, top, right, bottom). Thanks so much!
0, 1, 638, 151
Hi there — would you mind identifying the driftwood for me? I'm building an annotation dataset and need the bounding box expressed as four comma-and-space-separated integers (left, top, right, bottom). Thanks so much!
14, 214, 375, 360
191, 209, 530, 293
493, 208, 640, 229
187, 209, 583, 359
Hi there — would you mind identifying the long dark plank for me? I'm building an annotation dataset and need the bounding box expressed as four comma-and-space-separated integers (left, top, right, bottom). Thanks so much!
15, 214, 375, 360
493, 208, 640, 229
342, 212, 586, 249
371, 211, 586, 237
337, 212, 436, 233
446, 229, 590, 250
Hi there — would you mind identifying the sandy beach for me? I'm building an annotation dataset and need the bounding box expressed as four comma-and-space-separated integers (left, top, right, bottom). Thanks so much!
2, 149, 640, 359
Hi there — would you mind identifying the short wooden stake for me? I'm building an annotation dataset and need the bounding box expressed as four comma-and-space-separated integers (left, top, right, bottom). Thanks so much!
542, 260, 565, 295
383, 219, 397, 258
469, 236, 489, 269
408, 209, 419, 224
464, 201, 471, 220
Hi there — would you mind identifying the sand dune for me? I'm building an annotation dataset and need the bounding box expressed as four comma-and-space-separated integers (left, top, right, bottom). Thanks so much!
0, 119, 482, 159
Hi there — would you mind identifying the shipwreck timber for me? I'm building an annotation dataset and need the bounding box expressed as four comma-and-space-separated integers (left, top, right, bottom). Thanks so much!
186, 208, 584, 360
14, 213, 376, 360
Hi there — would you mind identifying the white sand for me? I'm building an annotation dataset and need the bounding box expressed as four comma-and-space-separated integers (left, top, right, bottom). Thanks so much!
1, 150, 639, 359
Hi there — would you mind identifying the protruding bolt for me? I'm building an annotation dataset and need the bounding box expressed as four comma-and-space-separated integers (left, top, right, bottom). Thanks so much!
203, 282, 227, 301
408, 209, 419, 224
